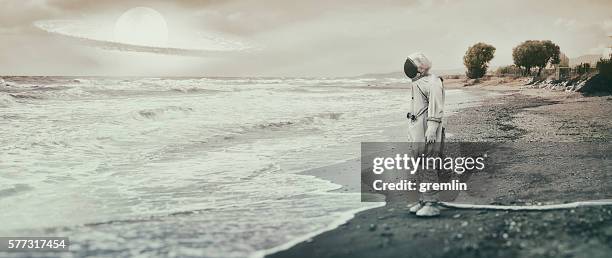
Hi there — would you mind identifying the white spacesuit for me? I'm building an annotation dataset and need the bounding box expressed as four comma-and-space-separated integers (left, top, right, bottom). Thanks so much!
404, 53, 445, 217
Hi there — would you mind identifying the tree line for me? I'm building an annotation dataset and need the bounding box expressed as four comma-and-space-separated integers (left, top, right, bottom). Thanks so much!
463, 40, 562, 79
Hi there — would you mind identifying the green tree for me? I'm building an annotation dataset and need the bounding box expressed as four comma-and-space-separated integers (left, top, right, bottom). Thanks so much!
512, 40, 561, 76
576, 63, 591, 75
596, 54, 612, 80
463, 42, 496, 79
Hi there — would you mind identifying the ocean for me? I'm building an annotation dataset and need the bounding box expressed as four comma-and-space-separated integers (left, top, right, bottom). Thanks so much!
0, 76, 480, 257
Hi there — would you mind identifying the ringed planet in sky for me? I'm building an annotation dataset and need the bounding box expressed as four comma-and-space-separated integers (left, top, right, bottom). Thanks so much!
34, 7, 256, 57
114, 7, 169, 48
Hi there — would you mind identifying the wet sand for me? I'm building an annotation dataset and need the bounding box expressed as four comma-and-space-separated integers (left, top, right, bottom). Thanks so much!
267, 85, 612, 258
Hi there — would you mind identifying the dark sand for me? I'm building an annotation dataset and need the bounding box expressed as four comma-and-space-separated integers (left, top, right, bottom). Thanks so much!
268, 87, 612, 258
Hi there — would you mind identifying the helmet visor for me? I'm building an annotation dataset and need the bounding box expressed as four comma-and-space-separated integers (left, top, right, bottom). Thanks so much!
404, 58, 418, 79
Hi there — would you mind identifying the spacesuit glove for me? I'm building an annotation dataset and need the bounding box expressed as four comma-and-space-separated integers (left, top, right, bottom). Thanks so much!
425, 121, 440, 143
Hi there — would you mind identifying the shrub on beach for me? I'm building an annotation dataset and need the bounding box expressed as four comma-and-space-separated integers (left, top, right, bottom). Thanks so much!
561, 57, 612, 94
463, 43, 496, 79
512, 40, 560, 76
578, 56, 612, 94
495, 65, 522, 77
575, 63, 592, 75
596, 55, 612, 80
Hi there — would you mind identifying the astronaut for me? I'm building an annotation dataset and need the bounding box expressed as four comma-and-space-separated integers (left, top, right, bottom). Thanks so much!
404, 52, 445, 217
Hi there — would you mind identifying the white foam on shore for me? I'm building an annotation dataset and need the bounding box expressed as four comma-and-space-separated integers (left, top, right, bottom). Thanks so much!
250, 192, 385, 258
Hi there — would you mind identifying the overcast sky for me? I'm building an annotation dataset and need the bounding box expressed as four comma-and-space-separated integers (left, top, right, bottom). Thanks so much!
0, 0, 611, 77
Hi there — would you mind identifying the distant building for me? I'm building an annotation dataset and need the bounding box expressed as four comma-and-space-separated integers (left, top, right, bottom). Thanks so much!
552, 52, 570, 80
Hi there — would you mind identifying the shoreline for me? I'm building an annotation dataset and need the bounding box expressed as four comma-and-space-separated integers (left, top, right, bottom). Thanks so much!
254, 87, 490, 258
267, 84, 612, 258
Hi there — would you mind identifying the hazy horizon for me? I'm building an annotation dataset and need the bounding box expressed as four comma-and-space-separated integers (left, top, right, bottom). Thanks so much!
1, 0, 611, 77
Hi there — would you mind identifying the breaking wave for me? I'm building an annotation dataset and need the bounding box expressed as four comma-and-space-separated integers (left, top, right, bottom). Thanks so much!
136, 106, 195, 120
0, 92, 16, 107
253, 112, 343, 130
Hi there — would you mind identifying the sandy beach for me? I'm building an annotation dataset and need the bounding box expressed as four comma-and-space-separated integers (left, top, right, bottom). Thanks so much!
268, 81, 612, 258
